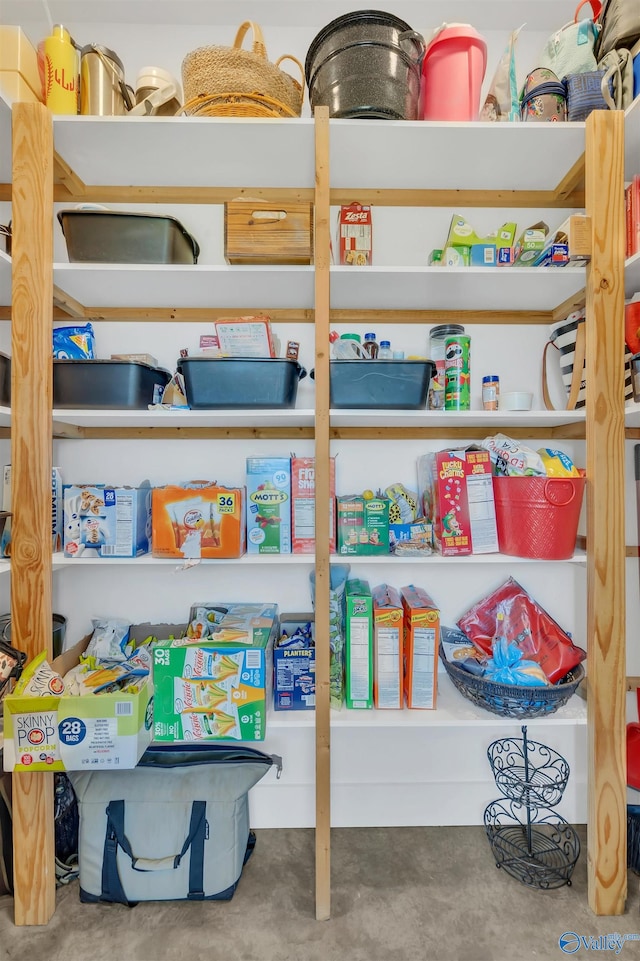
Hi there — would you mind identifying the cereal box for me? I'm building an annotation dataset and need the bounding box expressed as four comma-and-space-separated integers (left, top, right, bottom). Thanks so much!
291, 456, 336, 554
345, 579, 373, 710
152, 482, 245, 559
400, 585, 440, 709
372, 584, 403, 710
338, 203, 372, 266
337, 495, 390, 555
246, 457, 291, 554
64, 483, 151, 558
418, 448, 498, 556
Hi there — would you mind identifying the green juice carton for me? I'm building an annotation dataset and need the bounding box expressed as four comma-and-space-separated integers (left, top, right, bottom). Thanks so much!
345, 579, 373, 710
246, 457, 291, 553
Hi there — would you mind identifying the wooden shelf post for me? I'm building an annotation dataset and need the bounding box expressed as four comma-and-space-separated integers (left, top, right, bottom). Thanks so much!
11, 102, 55, 924
585, 109, 627, 915
313, 105, 331, 922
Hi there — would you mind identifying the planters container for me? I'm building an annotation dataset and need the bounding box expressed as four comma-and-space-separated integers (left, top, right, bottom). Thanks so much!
53, 360, 171, 409
178, 357, 306, 409
421, 23, 487, 121
305, 10, 424, 120
312, 359, 434, 409
57, 210, 200, 264
492, 476, 585, 560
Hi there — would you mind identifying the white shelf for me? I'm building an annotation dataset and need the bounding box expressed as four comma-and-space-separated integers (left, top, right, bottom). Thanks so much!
0, 406, 9, 428
330, 119, 586, 193
626, 399, 640, 427
625, 96, 640, 184
0, 251, 10, 310
330, 408, 586, 429
267, 670, 587, 729
626, 251, 640, 299
0, 98, 10, 187
337, 550, 587, 565
51, 263, 585, 313
2, 0, 583, 32
52, 407, 315, 428
0, 559, 10, 576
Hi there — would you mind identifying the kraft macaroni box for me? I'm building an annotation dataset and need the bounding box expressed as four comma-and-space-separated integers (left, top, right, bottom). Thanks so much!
63, 483, 152, 558
273, 613, 315, 711
345, 579, 373, 710
291, 456, 336, 554
418, 448, 498, 556
372, 584, 403, 710
246, 457, 291, 554
152, 606, 279, 741
400, 585, 440, 709
337, 495, 390, 555
152, 482, 245, 559
2, 465, 63, 556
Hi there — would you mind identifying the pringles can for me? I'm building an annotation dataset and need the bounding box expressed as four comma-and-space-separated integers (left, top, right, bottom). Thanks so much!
43, 25, 79, 114
444, 335, 471, 410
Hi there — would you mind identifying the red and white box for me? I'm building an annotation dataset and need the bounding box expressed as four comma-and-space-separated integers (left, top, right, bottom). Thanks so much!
338, 204, 372, 266
291, 456, 336, 554
418, 447, 498, 556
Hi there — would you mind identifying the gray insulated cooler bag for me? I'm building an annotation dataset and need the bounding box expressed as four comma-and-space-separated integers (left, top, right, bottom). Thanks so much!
69, 744, 281, 904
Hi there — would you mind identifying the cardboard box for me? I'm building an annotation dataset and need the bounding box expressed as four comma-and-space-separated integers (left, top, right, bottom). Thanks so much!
445, 216, 517, 251
337, 495, 390, 555
372, 585, 403, 710
273, 613, 315, 711
514, 221, 549, 266
401, 585, 440, 709
246, 457, 291, 554
291, 456, 336, 554
418, 448, 498, 556
2, 465, 62, 556
443, 246, 470, 267
470, 244, 496, 267
0, 26, 42, 99
184, 601, 278, 646
338, 203, 372, 266
64, 483, 151, 558
225, 201, 313, 265
2, 628, 157, 772
345, 579, 373, 710
152, 482, 245, 559
153, 606, 279, 741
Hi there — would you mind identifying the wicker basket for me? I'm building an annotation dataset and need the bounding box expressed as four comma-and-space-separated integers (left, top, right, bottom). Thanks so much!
182, 21, 304, 117
439, 644, 585, 719
182, 92, 297, 119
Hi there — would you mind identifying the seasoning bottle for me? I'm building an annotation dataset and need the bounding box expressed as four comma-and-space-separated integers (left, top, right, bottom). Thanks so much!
378, 340, 393, 360
363, 332, 379, 359
482, 375, 500, 410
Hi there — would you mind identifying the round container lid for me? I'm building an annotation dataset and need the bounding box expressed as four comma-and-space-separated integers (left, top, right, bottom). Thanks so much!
341, 333, 362, 342
364, 332, 377, 340
136, 65, 182, 96
482, 375, 500, 383
429, 324, 465, 339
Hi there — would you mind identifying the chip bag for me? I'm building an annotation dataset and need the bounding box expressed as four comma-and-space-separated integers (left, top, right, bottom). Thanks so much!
480, 25, 524, 122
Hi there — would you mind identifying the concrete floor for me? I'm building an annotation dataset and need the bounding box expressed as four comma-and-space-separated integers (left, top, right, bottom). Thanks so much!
1, 826, 639, 961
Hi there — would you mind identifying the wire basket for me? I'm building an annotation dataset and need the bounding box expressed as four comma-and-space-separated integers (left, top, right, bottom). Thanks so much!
439, 644, 584, 719
182, 92, 298, 118
484, 799, 580, 889
487, 733, 570, 807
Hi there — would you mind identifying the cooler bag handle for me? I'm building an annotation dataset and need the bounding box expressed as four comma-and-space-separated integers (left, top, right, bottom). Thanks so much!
101, 799, 207, 905
542, 315, 586, 410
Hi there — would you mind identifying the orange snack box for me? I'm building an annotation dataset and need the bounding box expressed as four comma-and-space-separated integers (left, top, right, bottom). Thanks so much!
400, 584, 440, 710
152, 482, 245, 559
372, 584, 404, 710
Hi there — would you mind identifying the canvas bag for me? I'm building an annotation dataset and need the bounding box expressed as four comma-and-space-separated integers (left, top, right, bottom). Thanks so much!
543, 308, 633, 410
70, 744, 281, 904
538, 0, 603, 78
595, 0, 640, 57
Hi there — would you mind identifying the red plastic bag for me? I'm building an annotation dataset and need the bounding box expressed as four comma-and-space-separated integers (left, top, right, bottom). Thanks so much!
456, 577, 586, 683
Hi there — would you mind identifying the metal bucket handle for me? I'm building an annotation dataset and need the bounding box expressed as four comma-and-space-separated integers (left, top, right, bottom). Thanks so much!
398, 29, 426, 63
543, 478, 578, 507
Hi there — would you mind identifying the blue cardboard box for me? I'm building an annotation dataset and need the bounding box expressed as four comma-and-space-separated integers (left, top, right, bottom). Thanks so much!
273, 614, 315, 711
63, 482, 152, 558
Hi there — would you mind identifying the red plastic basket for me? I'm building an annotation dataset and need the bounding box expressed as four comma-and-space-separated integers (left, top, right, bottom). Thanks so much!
493, 476, 585, 560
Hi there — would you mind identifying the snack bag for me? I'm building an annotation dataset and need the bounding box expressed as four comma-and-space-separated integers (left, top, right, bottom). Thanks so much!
481, 433, 546, 477
53, 322, 95, 359
538, 448, 580, 477
13, 651, 65, 696
480, 25, 524, 122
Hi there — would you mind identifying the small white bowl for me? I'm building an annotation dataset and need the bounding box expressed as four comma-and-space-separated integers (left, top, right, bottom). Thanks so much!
501, 391, 533, 411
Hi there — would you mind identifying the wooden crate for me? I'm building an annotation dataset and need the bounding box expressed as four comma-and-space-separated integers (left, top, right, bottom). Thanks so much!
224, 201, 314, 265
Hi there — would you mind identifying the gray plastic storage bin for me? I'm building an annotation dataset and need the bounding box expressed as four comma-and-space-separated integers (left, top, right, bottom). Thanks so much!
313, 360, 434, 409
53, 360, 171, 409
178, 357, 306, 409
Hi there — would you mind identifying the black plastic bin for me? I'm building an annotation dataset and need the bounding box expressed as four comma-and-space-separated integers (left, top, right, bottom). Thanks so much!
313, 359, 434, 409
57, 210, 200, 264
0, 353, 10, 406
53, 360, 172, 409
178, 357, 306, 409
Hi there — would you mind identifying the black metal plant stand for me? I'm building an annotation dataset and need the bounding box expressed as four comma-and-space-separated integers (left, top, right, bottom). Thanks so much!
484, 725, 580, 889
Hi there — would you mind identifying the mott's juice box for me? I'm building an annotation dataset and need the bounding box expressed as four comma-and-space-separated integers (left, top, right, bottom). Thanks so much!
401, 585, 440, 709
246, 457, 291, 553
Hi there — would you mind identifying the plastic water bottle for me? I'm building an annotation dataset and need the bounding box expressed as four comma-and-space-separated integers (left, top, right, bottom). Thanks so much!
378, 340, 393, 360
